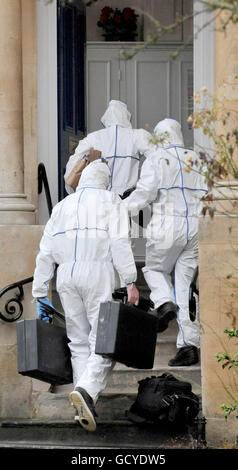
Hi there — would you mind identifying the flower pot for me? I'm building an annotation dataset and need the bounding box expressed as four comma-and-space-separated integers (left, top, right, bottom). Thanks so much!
103, 30, 137, 42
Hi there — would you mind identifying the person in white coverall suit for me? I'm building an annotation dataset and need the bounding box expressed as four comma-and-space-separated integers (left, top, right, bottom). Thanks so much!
123, 118, 208, 367
64, 100, 153, 196
32, 159, 139, 432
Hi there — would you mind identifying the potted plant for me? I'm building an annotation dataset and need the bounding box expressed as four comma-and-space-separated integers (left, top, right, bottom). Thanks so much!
97, 6, 139, 41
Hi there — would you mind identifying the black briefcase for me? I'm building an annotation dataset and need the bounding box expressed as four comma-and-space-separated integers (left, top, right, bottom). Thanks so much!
95, 301, 157, 369
17, 319, 73, 385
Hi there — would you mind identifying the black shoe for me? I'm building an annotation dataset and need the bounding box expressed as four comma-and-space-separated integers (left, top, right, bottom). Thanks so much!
70, 387, 97, 432
168, 346, 199, 367
155, 302, 178, 333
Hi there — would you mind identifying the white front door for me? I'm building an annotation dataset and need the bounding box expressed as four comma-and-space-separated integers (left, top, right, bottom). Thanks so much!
86, 43, 193, 261
87, 43, 193, 148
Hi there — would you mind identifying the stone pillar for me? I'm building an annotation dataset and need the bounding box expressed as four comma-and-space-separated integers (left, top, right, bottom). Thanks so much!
0, 1, 49, 419
199, 13, 238, 448
199, 215, 238, 447
0, 0, 36, 225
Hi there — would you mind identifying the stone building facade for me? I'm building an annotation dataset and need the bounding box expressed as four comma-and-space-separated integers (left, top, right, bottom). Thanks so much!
0, 0, 237, 447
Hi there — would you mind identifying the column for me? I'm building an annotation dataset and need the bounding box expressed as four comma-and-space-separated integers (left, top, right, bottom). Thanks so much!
0, 0, 36, 224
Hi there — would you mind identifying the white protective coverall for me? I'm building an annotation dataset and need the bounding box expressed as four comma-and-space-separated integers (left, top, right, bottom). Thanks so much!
64, 100, 153, 196
32, 160, 137, 403
124, 119, 208, 349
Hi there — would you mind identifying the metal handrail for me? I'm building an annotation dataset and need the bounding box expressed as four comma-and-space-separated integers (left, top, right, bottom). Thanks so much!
0, 277, 33, 323
1, 163, 199, 323
0, 163, 54, 323
189, 267, 199, 322
38, 162, 53, 216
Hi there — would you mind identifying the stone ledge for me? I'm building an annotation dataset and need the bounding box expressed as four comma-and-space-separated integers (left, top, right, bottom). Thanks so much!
0, 418, 195, 449
199, 215, 238, 244
205, 417, 238, 449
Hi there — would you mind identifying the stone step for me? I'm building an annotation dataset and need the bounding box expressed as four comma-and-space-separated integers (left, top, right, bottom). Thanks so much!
33, 392, 135, 421
34, 375, 201, 422
104, 365, 201, 395
51, 286, 201, 404
0, 419, 195, 449
51, 317, 200, 396
52, 362, 201, 396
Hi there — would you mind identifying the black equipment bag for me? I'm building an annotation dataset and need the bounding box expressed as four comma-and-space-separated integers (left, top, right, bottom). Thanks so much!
95, 300, 157, 369
17, 319, 73, 385
127, 373, 199, 425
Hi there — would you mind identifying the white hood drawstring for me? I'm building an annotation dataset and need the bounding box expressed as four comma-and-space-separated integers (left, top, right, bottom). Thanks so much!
154, 118, 184, 147
101, 100, 132, 129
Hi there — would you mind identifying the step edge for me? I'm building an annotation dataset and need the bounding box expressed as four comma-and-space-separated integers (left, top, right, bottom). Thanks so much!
112, 365, 201, 371
0, 419, 138, 428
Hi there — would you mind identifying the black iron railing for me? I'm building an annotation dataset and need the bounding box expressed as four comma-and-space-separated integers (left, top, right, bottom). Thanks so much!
0, 277, 33, 323
0, 163, 53, 323
189, 267, 199, 322
38, 162, 53, 216
1, 163, 199, 324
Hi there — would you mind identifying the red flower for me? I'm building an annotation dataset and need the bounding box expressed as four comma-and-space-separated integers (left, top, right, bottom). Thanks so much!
101, 6, 113, 15
100, 6, 113, 22
123, 7, 134, 21
100, 14, 108, 23
114, 14, 121, 24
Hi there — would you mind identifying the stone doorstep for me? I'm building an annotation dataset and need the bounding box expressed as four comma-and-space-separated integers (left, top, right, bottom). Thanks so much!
33, 369, 201, 422
33, 388, 202, 422
0, 419, 195, 449
52, 362, 201, 397
105, 367, 201, 393
33, 392, 135, 421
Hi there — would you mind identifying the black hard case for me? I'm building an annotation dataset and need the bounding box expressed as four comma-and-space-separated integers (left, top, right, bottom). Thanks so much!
95, 301, 157, 369
17, 319, 73, 385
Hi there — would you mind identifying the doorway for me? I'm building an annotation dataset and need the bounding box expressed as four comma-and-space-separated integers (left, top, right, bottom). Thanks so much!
37, 1, 196, 225
85, 1, 194, 261
85, 0, 194, 148
57, 1, 194, 204
57, 0, 86, 201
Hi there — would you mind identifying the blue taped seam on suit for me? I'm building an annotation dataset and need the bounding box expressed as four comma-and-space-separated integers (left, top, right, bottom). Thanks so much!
165, 145, 185, 150
174, 147, 190, 244
157, 186, 208, 192
109, 125, 118, 190
71, 188, 85, 277
105, 155, 140, 161
53, 227, 108, 237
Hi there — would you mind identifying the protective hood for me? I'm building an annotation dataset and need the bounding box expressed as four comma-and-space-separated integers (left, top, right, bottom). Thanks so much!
76, 159, 111, 190
101, 100, 132, 128
154, 118, 184, 147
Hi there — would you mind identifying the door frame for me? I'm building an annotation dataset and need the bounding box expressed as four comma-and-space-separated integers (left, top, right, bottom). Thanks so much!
36, 0, 58, 224
36, 0, 214, 224
193, 0, 215, 152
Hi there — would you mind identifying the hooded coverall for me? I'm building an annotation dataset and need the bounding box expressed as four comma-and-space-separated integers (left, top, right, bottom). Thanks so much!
32, 160, 137, 403
124, 119, 208, 349
64, 100, 153, 196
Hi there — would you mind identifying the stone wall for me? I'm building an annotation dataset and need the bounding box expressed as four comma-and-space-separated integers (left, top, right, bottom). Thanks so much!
86, 0, 193, 43
0, 1, 48, 419
0, 225, 49, 419
0, 0, 38, 225
199, 215, 238, 447
197, 10, 238, 448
